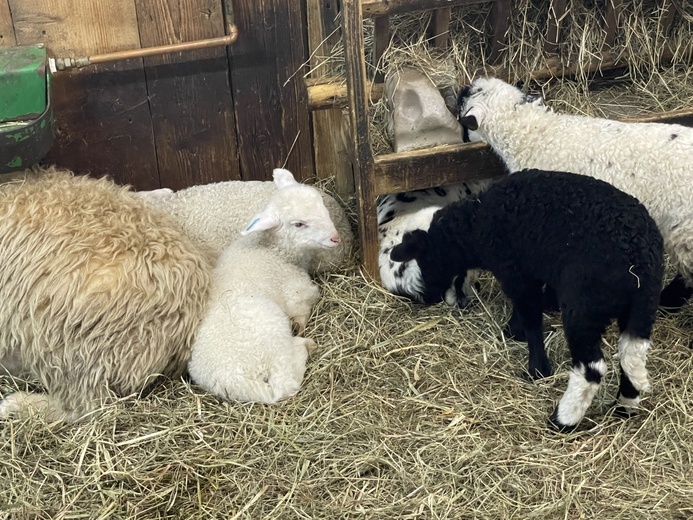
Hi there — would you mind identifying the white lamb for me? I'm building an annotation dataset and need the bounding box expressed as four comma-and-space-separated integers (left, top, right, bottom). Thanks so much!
141, 175, 353, 275
187, 169, 341, 404
457, 77, 693, 309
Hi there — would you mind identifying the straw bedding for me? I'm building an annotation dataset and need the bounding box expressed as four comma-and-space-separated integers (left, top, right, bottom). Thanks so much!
2, 1, 693, 518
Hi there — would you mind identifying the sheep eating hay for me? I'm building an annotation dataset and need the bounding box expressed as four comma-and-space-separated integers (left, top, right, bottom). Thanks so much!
391, 169, 664, 431
457, 76, 693, 310
188, 169, 341, 404
0, 169, 211, 422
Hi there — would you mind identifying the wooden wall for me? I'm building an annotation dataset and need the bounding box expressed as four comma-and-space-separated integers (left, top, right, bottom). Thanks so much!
0, 0, 327, 190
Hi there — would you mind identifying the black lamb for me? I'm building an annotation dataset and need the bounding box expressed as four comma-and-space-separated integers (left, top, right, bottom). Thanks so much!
390, 168, 664, 431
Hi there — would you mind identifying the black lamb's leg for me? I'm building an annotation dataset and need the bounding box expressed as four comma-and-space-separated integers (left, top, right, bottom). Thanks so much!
659, 274, 693, 312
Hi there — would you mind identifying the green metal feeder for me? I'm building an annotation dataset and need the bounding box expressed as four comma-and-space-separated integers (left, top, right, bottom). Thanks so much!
0, 44, 54, 174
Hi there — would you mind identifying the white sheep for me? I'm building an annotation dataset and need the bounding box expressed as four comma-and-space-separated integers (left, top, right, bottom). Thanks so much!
0, 169, 211, 422
457, 77, 693, 309
141, 175, 353, 275
187, 169, 341, 403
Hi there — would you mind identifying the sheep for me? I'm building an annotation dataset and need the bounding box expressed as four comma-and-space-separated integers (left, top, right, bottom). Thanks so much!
141, 175, 353, 275
0, 169, 211, 422
457, 76, 693, 310
391, 169, 664, 431
187, 169, 341, 403
377, 181, 493, 306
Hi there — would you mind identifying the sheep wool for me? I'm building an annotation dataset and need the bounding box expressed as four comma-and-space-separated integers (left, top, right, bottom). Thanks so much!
457, 76, 693, 309
0, 169, 212, 422
391, 169, 664, 431
188, 169, 341, 404
142, 176, 353, 274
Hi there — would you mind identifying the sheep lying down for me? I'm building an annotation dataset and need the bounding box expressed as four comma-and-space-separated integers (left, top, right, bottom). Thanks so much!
188, 169, 342, 404
0, 169, 211, 422
392, 169, 664, 432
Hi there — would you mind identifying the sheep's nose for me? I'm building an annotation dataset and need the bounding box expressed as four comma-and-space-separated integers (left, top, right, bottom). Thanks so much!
331, 234, 341, 244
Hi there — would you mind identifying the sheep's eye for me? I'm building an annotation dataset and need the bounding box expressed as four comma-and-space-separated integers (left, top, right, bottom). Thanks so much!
293, 222, 306, 228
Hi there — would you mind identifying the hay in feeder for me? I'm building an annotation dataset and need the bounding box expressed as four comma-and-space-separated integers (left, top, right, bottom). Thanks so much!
1, 187, 692, 518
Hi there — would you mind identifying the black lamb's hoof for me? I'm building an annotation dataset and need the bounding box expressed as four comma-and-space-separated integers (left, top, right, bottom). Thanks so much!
528, 360, 552, 380
612, 403, 638, 419
503, 323, 527, 342
547, 409, 579, 433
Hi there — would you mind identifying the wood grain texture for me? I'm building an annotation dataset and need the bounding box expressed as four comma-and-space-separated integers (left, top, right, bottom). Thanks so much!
134, 0, 239, 190
362, 0, 488, 18
306, 0, 354, 195
546, 0, 568, 55
11, 0, 158, 189
228, 0, 314, 182
0, 0, 16, 46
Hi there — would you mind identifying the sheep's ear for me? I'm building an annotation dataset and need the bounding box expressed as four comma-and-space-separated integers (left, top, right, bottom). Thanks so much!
273, 168, 298, 189
390, 230, 429, 263
458, 114, 479, 131
240, 209, 280, 235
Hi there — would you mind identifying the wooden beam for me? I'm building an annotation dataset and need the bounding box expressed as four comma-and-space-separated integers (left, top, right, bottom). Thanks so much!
432, 8, 451, 50
306, 0, 354, 195
488, 0, 511, 64
134, 0, 239, 190
362, 0, 488, 18
659, 0, 677, 36
373, 142, 504, 195
604, 0, 624, 48
0, 0, 16, 46
342, 0, 379, 278
545, 0, 568, 55
373, 15, 389, 82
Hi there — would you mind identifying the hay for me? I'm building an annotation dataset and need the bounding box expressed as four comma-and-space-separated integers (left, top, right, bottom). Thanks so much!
1, 199, 692, 518
309, 0, 693, 155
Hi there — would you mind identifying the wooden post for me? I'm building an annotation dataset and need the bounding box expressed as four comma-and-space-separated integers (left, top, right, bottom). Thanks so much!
604, 0, 625, 48
373, 15, 390, 83
489, 0, 511, 64
659, 0, 677, 36
546, 0, 568, 55
432, 8, 452, 50
306, 0, 354, 195
342, 0, 379, 278
134, 0, 240, 190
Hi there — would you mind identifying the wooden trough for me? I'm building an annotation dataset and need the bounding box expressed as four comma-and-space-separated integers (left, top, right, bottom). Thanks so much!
305, 0, 693, 279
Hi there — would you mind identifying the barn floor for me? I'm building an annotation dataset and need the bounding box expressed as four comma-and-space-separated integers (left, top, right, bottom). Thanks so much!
1, 238, 692, 518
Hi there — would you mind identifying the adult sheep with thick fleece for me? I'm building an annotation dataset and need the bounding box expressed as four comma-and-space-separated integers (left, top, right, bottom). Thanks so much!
391, 169, 664, 431
188, 169, 341, 404
0, 169, 211, 422
457, 77, 693, 310
142, 174, 353, 274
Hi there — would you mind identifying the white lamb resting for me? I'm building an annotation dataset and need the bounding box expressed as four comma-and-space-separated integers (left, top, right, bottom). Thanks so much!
187, 169, 341, 404
458, 77, 693, 309
141, 174, 353, 275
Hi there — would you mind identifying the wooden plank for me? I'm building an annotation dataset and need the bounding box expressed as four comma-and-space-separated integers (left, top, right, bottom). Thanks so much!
134, 0, 239, 191
373, 15, 389, 82
343, 0, 379, 278
373, 143, 505, 195
604, 0, 624, 48
362, 0, 488, 18
0, 0, 16, 46
10, 0, 159, 189
307, 80, 385, 110
306, 0, 354, 195
432, 8, 451, 50
488, 0, 511, 64
546, 0, 568, 55
228, 0, 314, 182
659, 0, 677, 36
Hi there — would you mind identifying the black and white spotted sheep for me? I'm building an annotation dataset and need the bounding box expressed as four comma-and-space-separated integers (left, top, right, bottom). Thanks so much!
391, 169, 664, 432
377, 180, 492, 306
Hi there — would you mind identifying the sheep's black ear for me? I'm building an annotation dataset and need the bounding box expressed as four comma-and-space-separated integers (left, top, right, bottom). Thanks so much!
391, 230, 429, 263
458, 115, 478, 131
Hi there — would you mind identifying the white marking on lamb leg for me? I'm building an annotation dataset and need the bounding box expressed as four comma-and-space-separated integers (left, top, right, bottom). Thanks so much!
617, 334, 651, 393
554, 360, 607, 427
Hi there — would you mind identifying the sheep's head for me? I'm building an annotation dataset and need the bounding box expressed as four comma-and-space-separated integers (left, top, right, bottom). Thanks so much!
456, 77, 544, 135
241, 168, 341, 253
390, 229, 460, 305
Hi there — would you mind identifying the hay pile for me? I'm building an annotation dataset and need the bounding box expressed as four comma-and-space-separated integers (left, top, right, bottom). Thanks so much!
1, 198, 692, 518
311, 0, 693, 154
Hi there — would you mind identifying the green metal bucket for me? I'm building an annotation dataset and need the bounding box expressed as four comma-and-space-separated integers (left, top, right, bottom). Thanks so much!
0, 44, 54, 174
